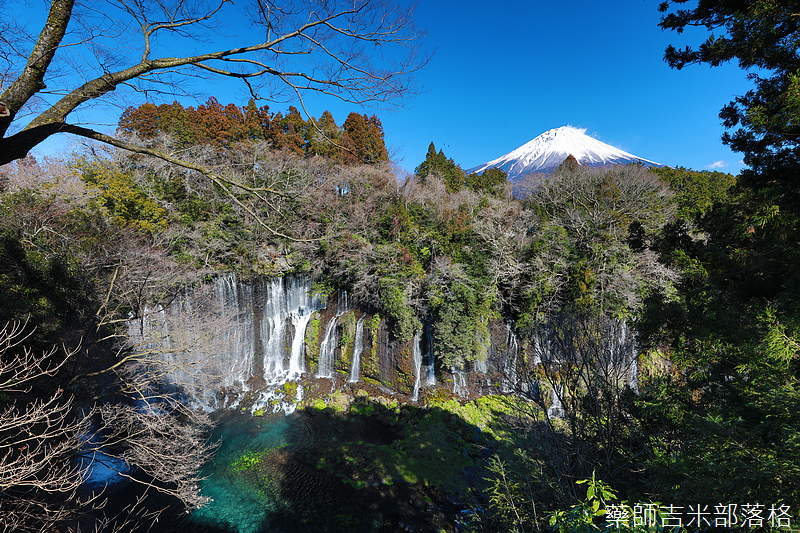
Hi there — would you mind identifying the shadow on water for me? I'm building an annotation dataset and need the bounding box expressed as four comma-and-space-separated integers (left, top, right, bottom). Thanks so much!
185, 397, 500, 533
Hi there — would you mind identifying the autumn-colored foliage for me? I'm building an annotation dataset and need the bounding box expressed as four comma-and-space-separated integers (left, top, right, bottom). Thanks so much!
119, 99, 389, 164
341, 113, 389, 164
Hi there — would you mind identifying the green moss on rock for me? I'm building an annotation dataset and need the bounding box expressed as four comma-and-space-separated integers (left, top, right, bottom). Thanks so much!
305, 312, 322, 374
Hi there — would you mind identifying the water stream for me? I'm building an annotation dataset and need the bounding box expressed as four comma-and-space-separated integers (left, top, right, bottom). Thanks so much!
348, 317, 365, 382
128, 274, 639, 415
317, 316, 339, 379
411, 331, 422, 401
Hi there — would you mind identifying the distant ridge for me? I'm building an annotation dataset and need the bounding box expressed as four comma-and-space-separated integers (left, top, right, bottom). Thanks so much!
468, 126, 660, 180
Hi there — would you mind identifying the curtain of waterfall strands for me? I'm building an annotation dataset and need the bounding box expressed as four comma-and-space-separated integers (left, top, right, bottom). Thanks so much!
317, 318, 339, 379
502, 321, 521, 394
317, 291, 354, 379
128, 274, 326, 411
451, 367, 468, 397
529, 313, 639, 420
129, 274, 625, 409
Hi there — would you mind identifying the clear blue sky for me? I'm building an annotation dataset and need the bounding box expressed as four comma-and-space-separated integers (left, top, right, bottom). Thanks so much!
19, 1, 754, 176
375, 1, 753, 175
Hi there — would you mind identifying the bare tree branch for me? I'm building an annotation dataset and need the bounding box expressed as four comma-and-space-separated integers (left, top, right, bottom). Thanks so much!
0, 0, 429, 165
0, 316, 218, 530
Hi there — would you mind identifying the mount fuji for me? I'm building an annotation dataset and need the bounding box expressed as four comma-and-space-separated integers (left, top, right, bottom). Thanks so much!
468, 126, 660, 180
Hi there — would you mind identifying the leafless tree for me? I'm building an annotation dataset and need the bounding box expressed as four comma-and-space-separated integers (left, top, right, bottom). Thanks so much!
0, 316, 218, 532
0, 156, 221, 529
520, 165, 678, 316
470, 194, 574, 316
174, 139, 335, 242
0, 320, 93, 533
499, 310, 642, 496
531, 164, 675, 243
96, 401, 216, 510
0, 0, 428, 169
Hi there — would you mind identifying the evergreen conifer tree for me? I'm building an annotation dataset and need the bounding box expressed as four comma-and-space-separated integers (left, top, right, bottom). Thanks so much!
341, 112, 389, 164
644, 0, 800, 503
414, 142, 466, 192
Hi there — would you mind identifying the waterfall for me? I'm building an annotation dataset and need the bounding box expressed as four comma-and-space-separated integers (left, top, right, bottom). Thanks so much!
128, 273, 325, 411
316, 291, 354, 379
214, 274, 256, 405
451, 367, 467, 397
424, 351, 437, 386
423, 317, 437, 386
127, 276, 257, 409
629, 351, 639, 394
261, 277, 287, 378
616, 320, 638, 393
338, 290, 354, 314
248, 275, 327, 386
348, 317, 365, 382
601, 319, 639, 393
317, 316, 339, 378
128, 273, 647, 413
411, 331, 422, 401
289, 312, 313, 377
474, 318, 490, 375
548, 386, 564, 418
503, 322, 520, 393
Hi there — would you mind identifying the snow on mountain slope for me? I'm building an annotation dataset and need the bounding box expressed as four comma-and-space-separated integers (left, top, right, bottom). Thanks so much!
468, 126, 660, 180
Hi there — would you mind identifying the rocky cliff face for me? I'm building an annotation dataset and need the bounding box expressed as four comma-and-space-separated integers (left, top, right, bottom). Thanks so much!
128, 273, 635, 414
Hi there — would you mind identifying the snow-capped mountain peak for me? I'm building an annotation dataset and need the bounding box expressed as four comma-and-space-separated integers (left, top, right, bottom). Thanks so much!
468, 126, 659, 179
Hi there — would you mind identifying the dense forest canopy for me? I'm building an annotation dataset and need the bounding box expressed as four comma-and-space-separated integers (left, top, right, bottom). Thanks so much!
0, 0, 427, 183
0, 93, 749, 530
119, 99, 390, 164
2, 0, 800, 531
